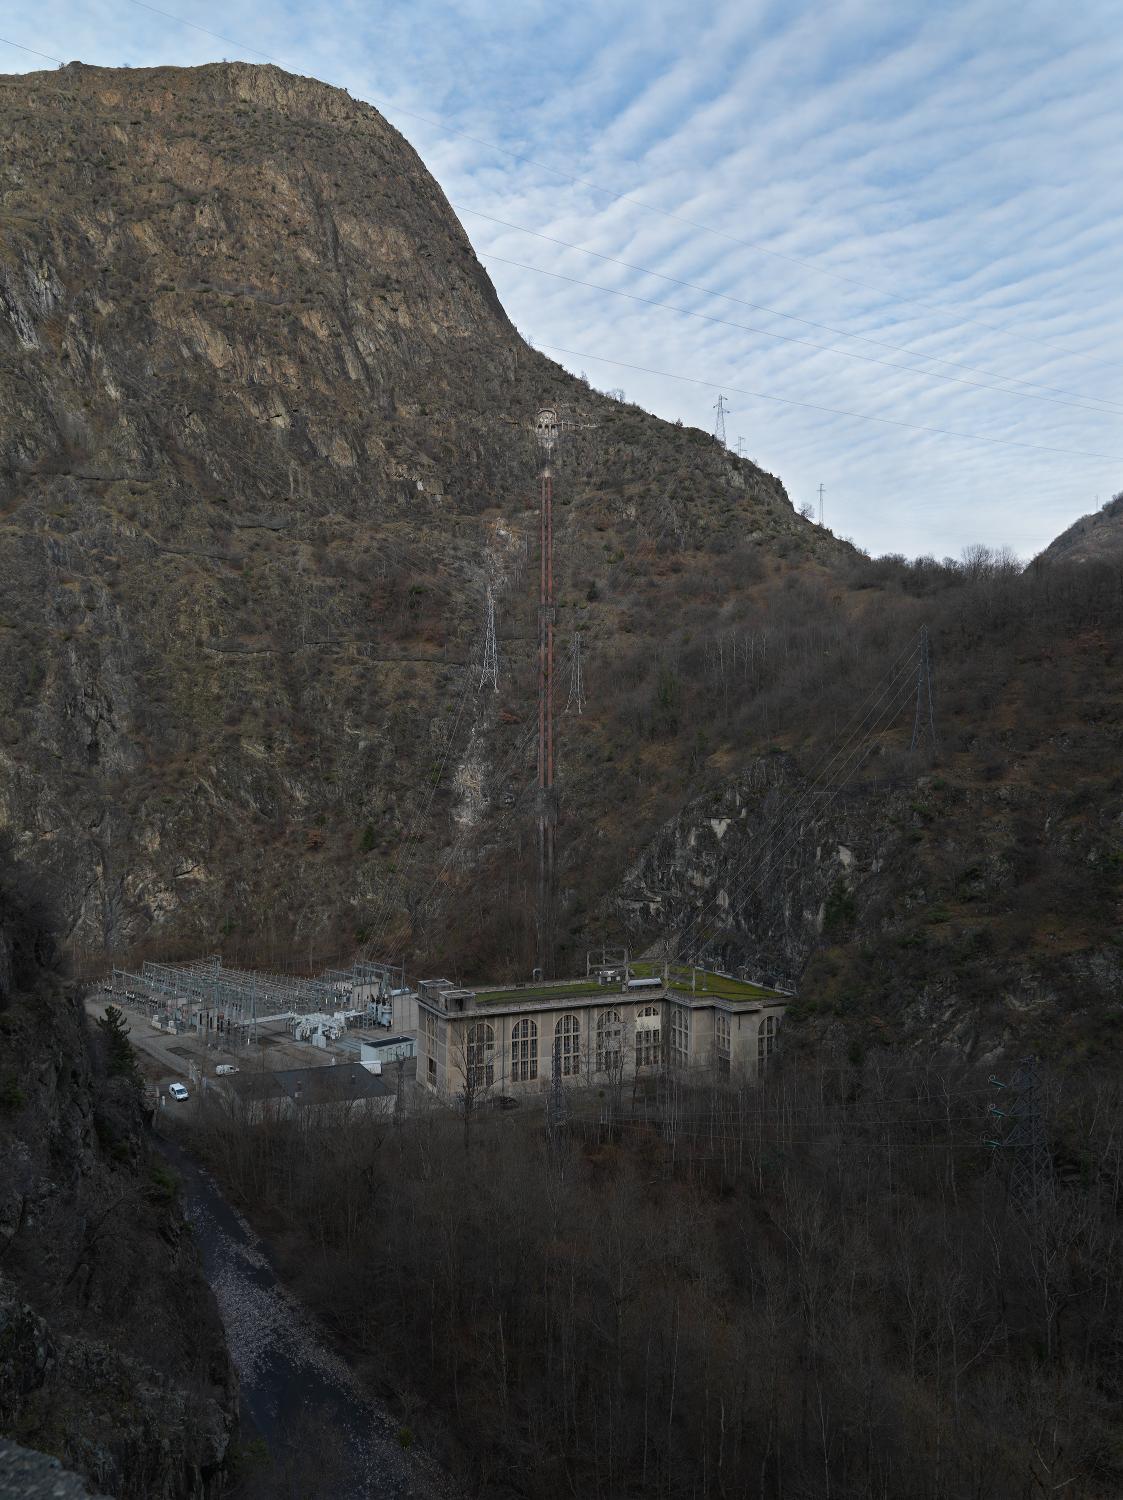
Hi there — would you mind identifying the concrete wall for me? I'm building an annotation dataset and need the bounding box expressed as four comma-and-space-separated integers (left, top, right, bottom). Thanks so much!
392, 990, 419, 1036
417, 995, 786, 1100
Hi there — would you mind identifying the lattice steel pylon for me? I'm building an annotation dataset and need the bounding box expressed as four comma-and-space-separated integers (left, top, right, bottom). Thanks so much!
713, 394, 729, 448
535, 409, 559, 979
910, 623, 937, 753
479, 583, 499, 691
526, 405, 598, 978
564, 631, 585, 714
988, 1056, 1053, 1214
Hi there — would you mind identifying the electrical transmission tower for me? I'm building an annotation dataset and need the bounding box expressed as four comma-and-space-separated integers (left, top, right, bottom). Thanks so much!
987, 1056, 1052, 1213
818, 483, 825, 526
735, 435, 745, 458
564, 631, 586, 715
535, 408, 560, 978
479, 583, 499, 691
910, 623, 937, 752
713, 394, 729, 448
524, 405, 598, 978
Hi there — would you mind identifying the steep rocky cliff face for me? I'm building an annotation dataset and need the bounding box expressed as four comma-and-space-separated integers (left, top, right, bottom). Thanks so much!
1, 61, 1118, 1048
1035, 491, 1123, 567
0, 860, 235, 1495
614, 753, 908, 987
615, 745, 1123, 1060
0, 60, 828, 969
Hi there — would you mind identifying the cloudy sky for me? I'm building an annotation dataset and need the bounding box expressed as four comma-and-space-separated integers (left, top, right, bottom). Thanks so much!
4, 0, 1122, 559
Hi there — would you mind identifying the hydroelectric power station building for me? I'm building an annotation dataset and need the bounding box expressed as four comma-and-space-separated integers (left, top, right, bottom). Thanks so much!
415, 960, 789, 1101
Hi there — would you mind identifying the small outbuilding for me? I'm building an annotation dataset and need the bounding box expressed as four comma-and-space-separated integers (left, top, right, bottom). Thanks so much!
359, 1035, 416, 1073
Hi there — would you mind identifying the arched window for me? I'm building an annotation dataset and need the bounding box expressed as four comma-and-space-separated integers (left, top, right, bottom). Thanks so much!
555, 1014, 580, 1077
595, 1010, 623, 1074
511, 1017, 538, 1083
715, 1012, 731, 1076
669, 1006, 690, 1069
635, 1005, 661, 1068
466, 1021, 495, 1090
757, 1013, 777, 1076
423, 1010, 439, 1083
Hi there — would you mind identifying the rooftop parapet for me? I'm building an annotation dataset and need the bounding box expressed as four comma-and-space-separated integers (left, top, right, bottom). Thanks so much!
415, 965, 794, 1014
631, 962, 790, 1001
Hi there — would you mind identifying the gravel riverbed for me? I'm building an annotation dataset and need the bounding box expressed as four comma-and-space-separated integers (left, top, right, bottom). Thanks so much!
158, 1133, 455, 1500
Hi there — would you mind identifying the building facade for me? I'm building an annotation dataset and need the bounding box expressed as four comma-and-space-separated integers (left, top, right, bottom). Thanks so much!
415, 970, 787, 1101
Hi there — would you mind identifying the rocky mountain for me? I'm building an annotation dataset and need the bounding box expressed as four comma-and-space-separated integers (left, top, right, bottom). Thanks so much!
0, 61, 1119, 1064
1034, 491, 1123, 567
0, 852, 235, 1495
0, 60, 827, 971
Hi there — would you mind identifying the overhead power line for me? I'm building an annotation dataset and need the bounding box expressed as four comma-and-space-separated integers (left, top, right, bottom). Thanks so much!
534, 342, 1123, 464
679, 635, 929, 967
117, 0, 1123, 379
15, 14, 1117, 469
483, 251, 1122, 419
455, 205, 1120, 413
712, 662, 921, 947
363, 631, 488, 953
0, 35, 63, 64
408, 714, 545, 936
674, 631, 926, 964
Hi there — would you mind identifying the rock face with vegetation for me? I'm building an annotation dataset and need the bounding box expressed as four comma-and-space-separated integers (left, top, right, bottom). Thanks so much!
0, 59, 819, 971
614, 550, 1123, 1062
1035, 491, 1123, 567
0, 61, 1119, 1064
1, 53, 1121, 1500
0, 854, 235, 1497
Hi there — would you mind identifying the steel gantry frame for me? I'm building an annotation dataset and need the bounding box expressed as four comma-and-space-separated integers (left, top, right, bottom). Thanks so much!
101, 956, 403, 1043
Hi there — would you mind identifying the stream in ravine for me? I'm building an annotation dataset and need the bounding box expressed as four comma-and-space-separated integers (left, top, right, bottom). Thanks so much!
157, 1131, 448, 1500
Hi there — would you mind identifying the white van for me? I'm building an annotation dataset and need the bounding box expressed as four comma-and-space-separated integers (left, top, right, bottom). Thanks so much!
167, 1082, 189, 1102
215, 1065, 239, 1076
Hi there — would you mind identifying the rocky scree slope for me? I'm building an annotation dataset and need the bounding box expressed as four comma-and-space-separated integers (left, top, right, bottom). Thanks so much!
0, 856, 236, 1496
0, 60, 831, 967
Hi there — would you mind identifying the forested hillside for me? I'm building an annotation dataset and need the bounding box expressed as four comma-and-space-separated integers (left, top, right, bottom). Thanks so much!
608, 545, 1123, 1061
193, 1043, 1123, 1500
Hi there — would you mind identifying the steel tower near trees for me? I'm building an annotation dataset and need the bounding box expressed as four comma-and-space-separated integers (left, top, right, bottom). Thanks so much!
534, 407, 559, 977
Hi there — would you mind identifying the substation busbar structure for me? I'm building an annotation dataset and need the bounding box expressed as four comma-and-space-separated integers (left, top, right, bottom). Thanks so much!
104, 956, 404, 1044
